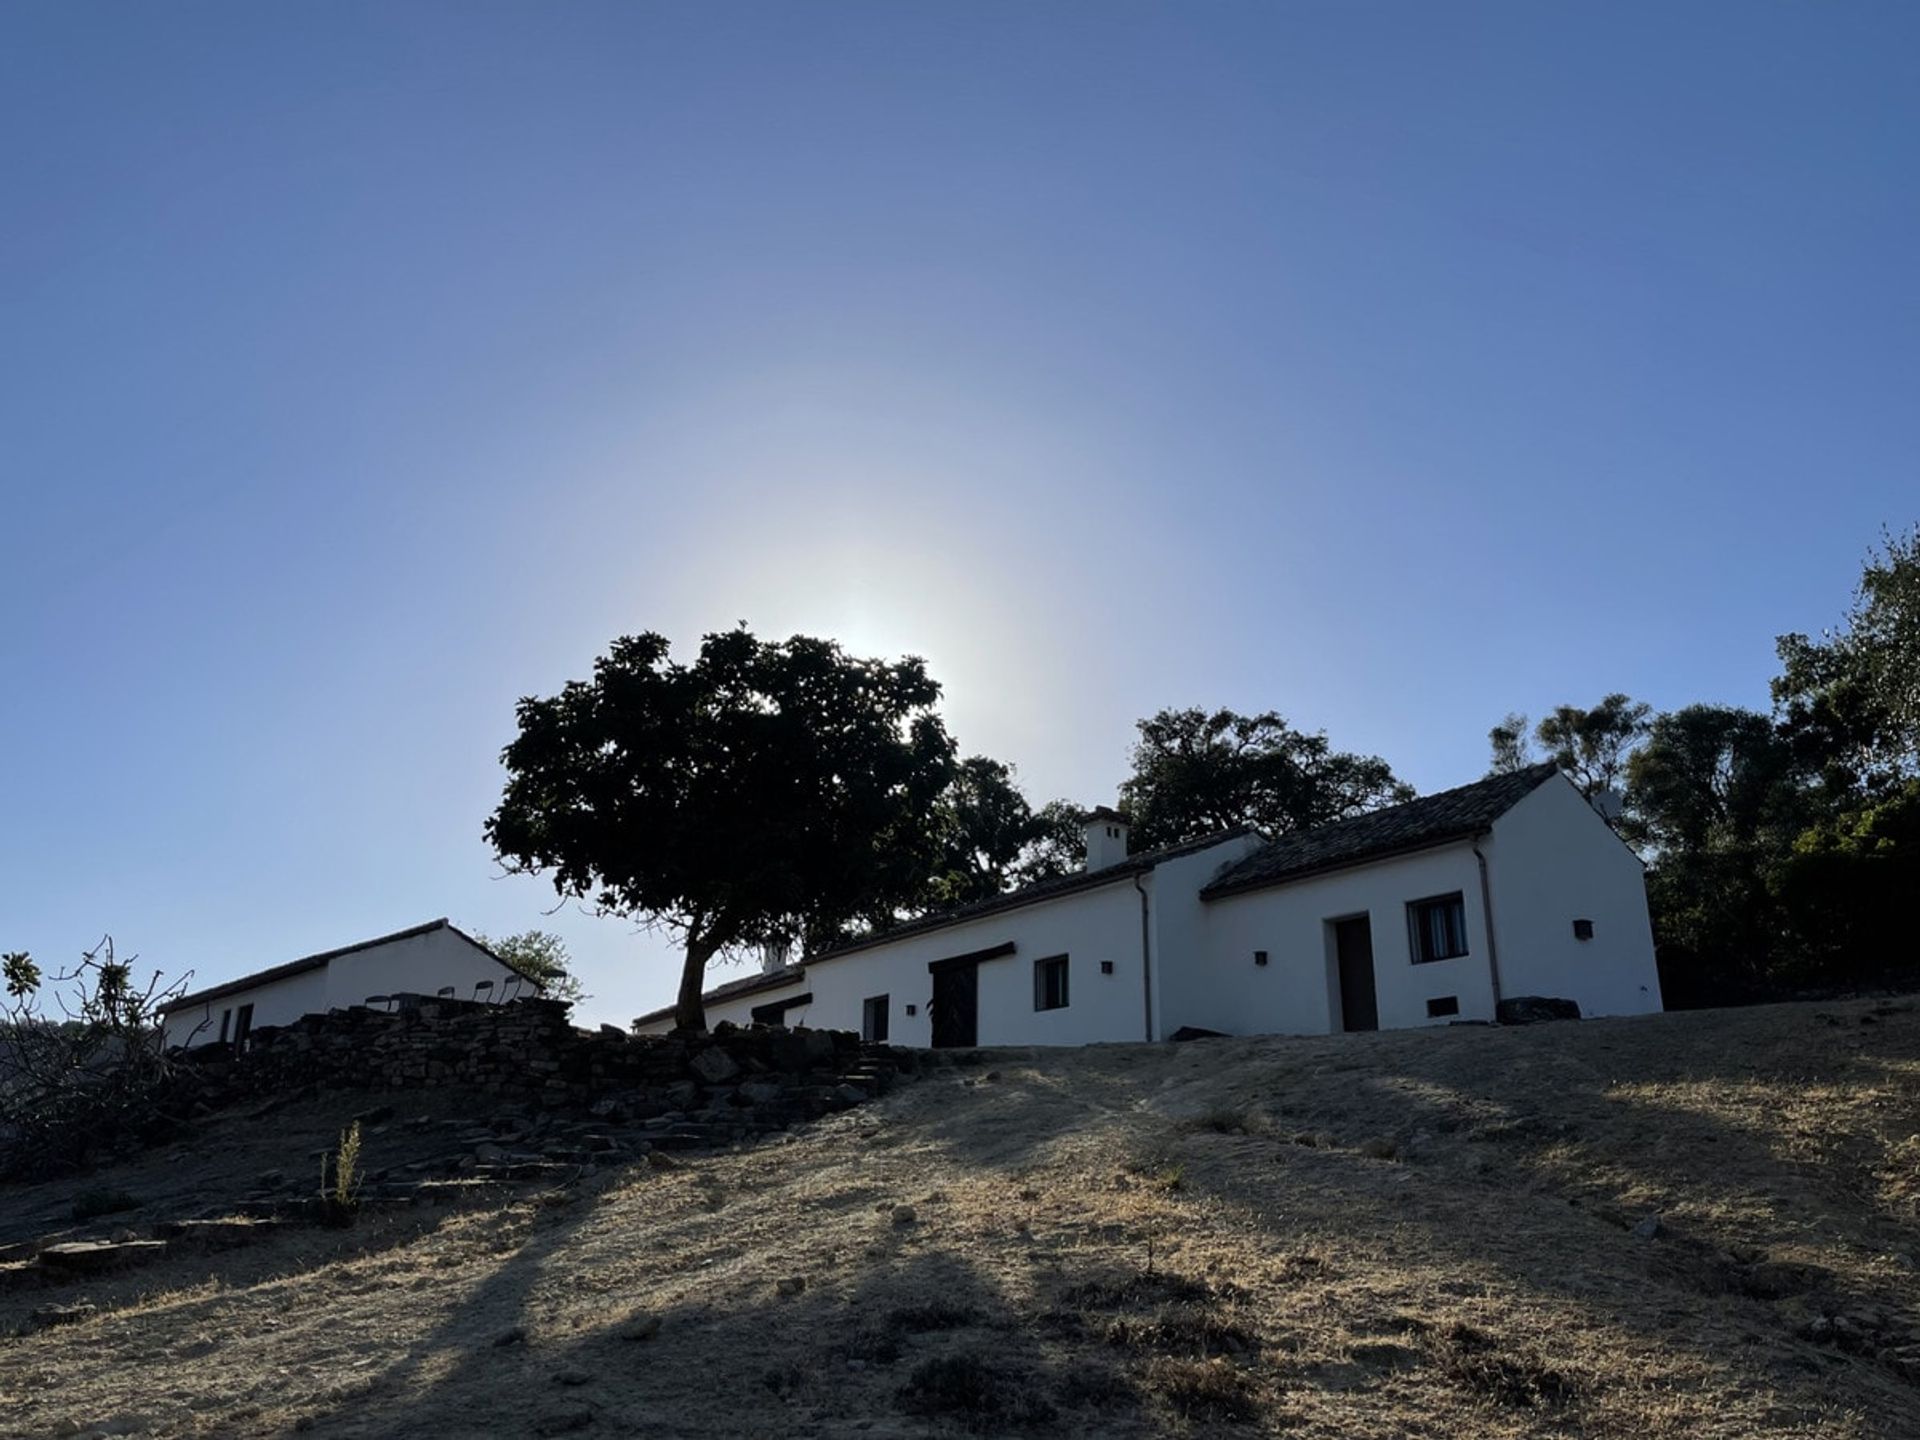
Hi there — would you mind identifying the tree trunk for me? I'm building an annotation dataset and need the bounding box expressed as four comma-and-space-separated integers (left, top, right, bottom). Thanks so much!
674, 933, 718, 1032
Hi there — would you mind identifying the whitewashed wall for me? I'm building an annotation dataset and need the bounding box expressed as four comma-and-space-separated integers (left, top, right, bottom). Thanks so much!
1139, 835, 1265, 1040
160, 966, 328, 1048
1482, 776, 1663, 1017
1192, 843, 1500, 1035
654, 878, 1157, 1046
160, 927, 531, 1049
323, 928, 531, 1009
635, 800, 1659, 1047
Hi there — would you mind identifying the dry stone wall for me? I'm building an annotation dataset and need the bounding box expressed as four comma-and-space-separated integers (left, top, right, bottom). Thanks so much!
176, 996, 925, 1145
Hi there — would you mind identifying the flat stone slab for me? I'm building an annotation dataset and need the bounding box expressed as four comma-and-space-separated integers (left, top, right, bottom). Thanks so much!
153, 1218, 283, 1247
39, 1240, 169, 1274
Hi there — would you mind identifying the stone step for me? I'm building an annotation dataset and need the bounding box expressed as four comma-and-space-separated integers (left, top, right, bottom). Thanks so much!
152, 1217, 283, 1248
39, 1240, 169, 1275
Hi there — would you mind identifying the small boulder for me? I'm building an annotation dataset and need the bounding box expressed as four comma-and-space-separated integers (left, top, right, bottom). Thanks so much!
1495, 995, 1582, 1025
776, 1275, 807, 1297
689, 1048, 741, 1085
1631, 1214, 1663, 1242
890, 1204, 918, 1226
617, 1314, 662, 1343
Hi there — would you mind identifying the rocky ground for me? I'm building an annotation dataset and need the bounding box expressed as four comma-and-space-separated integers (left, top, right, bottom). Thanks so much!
2, 995, 1917, 1438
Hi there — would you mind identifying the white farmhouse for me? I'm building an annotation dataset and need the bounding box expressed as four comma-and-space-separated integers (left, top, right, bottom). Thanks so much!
159, 919, 539, 1050
634, 764, 1661, 1045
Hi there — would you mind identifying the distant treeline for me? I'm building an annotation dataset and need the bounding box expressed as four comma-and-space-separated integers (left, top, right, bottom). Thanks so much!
1484, 525, 1920, 1006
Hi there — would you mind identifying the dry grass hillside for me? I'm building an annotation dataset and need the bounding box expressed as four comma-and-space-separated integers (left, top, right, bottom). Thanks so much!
2, 996, 1918, 1439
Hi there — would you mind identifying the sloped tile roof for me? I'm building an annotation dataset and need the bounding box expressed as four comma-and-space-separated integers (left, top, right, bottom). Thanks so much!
1199, 762, 1562, 899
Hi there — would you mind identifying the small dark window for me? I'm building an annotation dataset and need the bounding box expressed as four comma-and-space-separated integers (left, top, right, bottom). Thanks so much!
1426, 995, 1460, 1018
232, 1003, 255, 1051
218, 1008, 233, 1044
750, 992, 812, 1025
905, 1003, 917, 1017
1099, 960, 1114, 975
1572, 918, 1595, 941
1034, 954, 1069, 1011
1408, 893, 1469, 964
862, 994, 889, 1044
1254, 950, 1269, 967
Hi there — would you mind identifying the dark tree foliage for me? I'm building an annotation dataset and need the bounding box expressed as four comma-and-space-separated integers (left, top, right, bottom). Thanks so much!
1774, 780, 1920, 986
1492, 526, 1920, 1005
485, 629, 957, 1031
1534, 694, 1652, 800
473, 929, 587, 1007
1486, 712, 1535, 776
1007, 798, 1087, 886
1118, 708, 1413, 850
1774, 524, 1920, 797
922, 756, 1042, 908
1622, 706, 1810, 1006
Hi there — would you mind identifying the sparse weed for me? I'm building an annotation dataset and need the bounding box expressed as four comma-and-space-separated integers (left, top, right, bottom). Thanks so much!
896, 1351, 1056, 1430
1140, 1355, 1261, 1423
1433, 1322, 1577, 1410
1105, 1304, 1256, 1357
320, 1120, 363, 1223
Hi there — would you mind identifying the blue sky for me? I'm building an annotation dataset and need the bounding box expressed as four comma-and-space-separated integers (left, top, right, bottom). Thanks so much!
4, 3, 1915, 1028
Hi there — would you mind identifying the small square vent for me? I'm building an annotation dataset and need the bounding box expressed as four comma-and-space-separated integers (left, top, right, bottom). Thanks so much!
1573, 918, 1595, 941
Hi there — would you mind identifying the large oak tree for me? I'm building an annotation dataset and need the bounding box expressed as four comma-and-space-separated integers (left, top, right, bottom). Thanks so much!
1118, 707, 1412, 849
485, 628, 957, 1031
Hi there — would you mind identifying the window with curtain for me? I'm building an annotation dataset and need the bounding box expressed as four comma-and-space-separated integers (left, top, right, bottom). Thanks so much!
1407, 893, 1468, 964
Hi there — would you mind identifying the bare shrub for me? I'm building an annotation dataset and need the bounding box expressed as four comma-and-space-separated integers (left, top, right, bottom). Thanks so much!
0, 938, 191, 1178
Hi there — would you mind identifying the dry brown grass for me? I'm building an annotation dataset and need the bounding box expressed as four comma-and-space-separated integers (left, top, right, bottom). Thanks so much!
1, 995, 1917, 1437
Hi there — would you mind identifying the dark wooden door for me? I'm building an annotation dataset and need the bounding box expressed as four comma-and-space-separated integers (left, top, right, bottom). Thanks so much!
1334, 917, 1378, 1032
931, 963, 978, 1048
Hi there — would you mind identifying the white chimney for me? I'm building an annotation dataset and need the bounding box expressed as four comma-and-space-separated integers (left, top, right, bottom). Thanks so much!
1083, 806, 1131, 872
758, 939, 792, 975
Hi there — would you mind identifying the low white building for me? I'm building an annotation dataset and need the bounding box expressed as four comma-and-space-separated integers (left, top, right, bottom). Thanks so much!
159, 918, 540, 1050
634, 764, 1662, 1046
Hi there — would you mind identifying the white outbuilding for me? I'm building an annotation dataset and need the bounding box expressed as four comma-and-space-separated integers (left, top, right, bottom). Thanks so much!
159, 918, 540, 1050
634, 764, 1661, 1045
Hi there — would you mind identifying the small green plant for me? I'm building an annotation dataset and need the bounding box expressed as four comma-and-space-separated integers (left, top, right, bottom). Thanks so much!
319, 1120, 363, 1221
